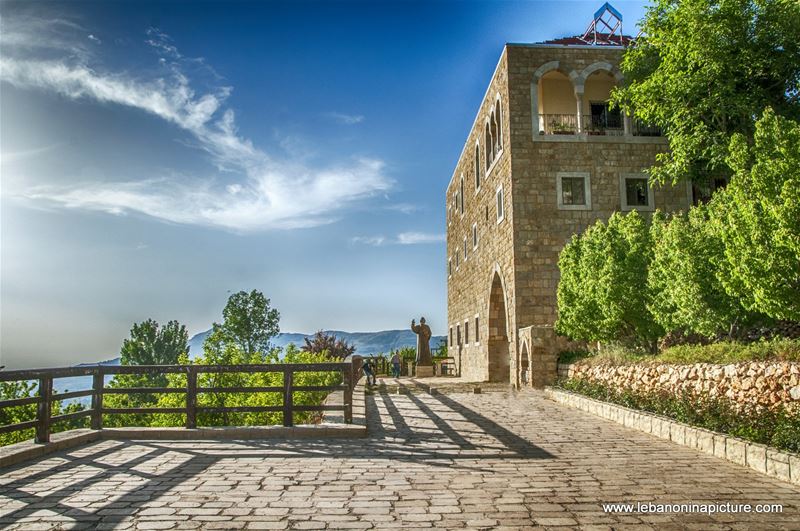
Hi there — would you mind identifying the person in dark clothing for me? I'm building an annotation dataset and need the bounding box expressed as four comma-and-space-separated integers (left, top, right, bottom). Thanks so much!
362, 358, 377, 386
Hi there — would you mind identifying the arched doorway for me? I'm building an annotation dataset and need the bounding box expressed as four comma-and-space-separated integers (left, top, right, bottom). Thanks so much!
488, 272, 510, 382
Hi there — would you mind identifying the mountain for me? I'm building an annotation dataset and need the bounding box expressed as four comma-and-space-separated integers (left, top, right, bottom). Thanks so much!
51, 329, 444, 400
187, 329, 446, 359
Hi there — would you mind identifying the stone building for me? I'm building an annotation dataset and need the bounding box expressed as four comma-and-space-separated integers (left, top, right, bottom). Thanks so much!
445, 6, 691, 387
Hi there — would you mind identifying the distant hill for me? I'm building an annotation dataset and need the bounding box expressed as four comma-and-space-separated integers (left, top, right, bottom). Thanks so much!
54, 329, 444, 399
187, 329, 445, 359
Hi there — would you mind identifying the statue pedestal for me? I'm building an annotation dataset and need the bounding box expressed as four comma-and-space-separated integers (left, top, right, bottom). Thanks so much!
415, 365, 434, 378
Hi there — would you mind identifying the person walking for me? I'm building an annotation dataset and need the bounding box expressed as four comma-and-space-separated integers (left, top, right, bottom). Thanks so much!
362, 358, 377, 386
391, 351, 401, 378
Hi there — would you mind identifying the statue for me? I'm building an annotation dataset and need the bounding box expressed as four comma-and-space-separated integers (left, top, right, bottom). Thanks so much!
411, 317, 433, 366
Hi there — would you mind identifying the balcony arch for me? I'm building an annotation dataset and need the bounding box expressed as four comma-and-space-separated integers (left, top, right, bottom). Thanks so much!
530, 61, 579, 136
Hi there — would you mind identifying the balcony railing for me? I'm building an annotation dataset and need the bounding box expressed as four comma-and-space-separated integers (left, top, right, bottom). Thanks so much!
540, 114, 663, 137
542, 114, 578, 135
0, 360, 361, 444
583, 114, 624, 136
632, 118, 662, 137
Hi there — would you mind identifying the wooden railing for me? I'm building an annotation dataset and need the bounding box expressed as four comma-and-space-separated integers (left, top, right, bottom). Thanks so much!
0, 361, 359, 444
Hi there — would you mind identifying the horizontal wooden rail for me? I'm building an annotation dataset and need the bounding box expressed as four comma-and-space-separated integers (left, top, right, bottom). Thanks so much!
0, 359, 359, 444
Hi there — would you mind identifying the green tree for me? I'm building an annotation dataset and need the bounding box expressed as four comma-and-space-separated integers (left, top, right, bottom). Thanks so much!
556, 211, 662, 350
612, 0, 800, 185
712, 109, 800, 320
213, 290, 280, 357
105, 319, 189, 427
302, 331, 356, 360
1, 381, 86, 446
648, 209, 759, 337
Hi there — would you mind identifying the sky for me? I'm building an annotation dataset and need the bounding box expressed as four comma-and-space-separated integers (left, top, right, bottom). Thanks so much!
0, 0, 650, 369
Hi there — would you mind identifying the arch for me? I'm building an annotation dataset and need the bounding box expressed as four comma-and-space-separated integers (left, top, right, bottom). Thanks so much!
578, 61, 623, 85
487, 270, 510, 382
530, 61, 580, 137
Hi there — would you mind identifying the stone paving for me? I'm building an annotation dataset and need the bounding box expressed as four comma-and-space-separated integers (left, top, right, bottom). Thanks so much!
1, 388, 799, 530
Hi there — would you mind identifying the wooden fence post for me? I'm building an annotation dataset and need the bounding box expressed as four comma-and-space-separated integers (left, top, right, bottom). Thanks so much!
91, 369, 104, 430
36, 375, 53, 443
343, 363, 353, 424
186, 366, 197, 429
283, 366, 293, 427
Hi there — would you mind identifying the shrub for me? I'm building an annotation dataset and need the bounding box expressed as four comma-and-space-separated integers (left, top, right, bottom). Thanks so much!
558, 378, 800, 453
556, 211, 662, 350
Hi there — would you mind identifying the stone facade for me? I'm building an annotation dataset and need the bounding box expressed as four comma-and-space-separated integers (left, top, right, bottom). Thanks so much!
560, 360, 800, 412
446, 41, 691, 387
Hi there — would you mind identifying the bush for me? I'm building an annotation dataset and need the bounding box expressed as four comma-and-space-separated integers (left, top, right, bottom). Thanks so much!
556, 211, 662, 350
557, 378, 800, 453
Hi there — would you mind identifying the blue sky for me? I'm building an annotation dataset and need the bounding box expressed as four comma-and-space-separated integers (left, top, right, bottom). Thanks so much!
0, 0, 649, 369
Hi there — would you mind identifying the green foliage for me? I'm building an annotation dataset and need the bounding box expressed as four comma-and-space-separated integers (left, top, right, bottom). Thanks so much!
556, 350, 593, 365
105, 318, 190, 427
398, 347, 416, 363
120, 319, 189, 366
612, 0, 800, 185
648, 208, 760, 337
214, 290, 280, 358
433, 339, 448, 359
712, 109, 800, 321
556, 211, 662, 350
1, 381, 87, 446
558, 378, 800, 453
303, 330, 356, 360
570, 338, 800, 367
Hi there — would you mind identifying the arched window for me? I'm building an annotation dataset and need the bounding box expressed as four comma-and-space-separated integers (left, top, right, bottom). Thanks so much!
484, 124, 491, 171
459, 176, 465, 214
484, 97, 504, 173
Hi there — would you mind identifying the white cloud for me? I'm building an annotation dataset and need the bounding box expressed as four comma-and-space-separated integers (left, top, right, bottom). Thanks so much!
324, 111, 365, 125
396, 232, 445, 245
350, 236, 386, 246
0, 19, 392, 232
351, 232, 444, 246
87, 34, 101, 44
386, 203, 419, 215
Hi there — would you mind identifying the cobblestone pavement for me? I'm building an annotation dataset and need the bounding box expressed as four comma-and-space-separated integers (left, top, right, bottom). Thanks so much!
1, 389, 799, 530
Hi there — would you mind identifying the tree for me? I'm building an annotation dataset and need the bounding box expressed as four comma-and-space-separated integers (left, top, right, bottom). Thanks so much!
212, 290, 280, 358
612, 0, 800, 185
105, 319, 189, 427
120, 319, 189, 366
556, 211, 662, 350
302, 331, 356, 360
648, 209, 760, 338
712, 109, 800, 320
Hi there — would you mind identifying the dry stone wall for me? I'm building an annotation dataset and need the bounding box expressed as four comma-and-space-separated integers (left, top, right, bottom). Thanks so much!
560, 361, 800, 412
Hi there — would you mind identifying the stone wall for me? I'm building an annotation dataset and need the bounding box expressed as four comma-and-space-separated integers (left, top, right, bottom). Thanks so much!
560, 361, 800, 412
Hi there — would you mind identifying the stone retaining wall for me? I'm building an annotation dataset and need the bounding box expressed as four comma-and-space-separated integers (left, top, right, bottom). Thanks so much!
559, 360, 800, 411
545, 387, 800, 485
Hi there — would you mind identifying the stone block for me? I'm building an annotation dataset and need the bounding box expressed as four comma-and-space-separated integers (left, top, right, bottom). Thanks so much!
695, 429, 714, 455
684, 426, 697, 449
670, 423, 686, 446
725, 438, 747, 466
746, 443, 768, 474
766, 450, 791, 482
713, 434, 727, 459
790, 455, 800, 486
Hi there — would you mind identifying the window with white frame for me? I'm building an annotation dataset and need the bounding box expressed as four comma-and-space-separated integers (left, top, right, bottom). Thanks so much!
459, 175, 465, 214
472, 223, 478, 249
464, 320, 469, 345
463, 237, 467, 261
557, 172, 591, 210
449, 327, 453, 347
474, 143, 481, 191
456, 324, 461, 346
620, 173, 654, 211
496, 184, 504, 222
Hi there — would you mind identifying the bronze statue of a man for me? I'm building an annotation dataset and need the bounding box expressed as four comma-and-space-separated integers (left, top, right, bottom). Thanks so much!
411, 317, 433, 366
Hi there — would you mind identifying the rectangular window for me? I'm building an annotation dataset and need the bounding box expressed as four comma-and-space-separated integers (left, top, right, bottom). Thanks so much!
496, 185, 504, 222
456, 324, 461, 346
472, 223, 478, 249
557, 172, 591, 210
620, 173, 655, 211
463, 237, 467, 261
464, 320, 469, 345
448, 258, 452, 277
449, 327, 453, 347
459, 177, 465, 214
455, 250, 459, 269
475, 315, 480, 344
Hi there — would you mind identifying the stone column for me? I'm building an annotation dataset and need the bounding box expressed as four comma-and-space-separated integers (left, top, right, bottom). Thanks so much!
574, 88, 584, 133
